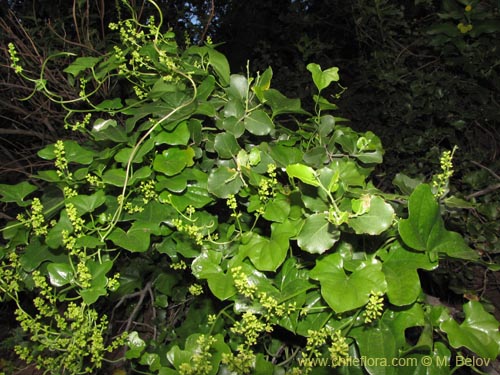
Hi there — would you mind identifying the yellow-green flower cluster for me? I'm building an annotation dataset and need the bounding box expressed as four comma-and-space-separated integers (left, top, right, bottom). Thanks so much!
329, 330, 350, 367
178, 335, 217, 375
0, 251, 21, 296
66, 113, 92, 131
54, 140, 72, 179
172, 218, 205, 245
231, 266, 257, 298
231, 311, 273, 346
139, 180, 158, 204
226, 194, 242, 219
432, 146, 457, 197
8, 42, 23, 74
171, 260, 187, 270
364, 290, 385, 323
300, 327, 350, 372
457, 22, 473, 33
63, 186, 78, 198
86, 173, 105, 188
258, 164, 278, 203
17, 197, 48, 236
189, 283, 203, 296
124, 200, 145, 214
14, 272, 125, 374
221, 345, 256, 374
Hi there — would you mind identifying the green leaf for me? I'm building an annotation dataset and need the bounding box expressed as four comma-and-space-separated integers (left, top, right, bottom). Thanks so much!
208, 47, 230, 86
349, 195, 395, 235
126, 331, 146, 359
286, 163, 319, 186
263, 89, 309, 117
240, 231, 289, 271
114, 138, 155, 164
38, 140, 94, 164
214, 132, 240, 159
393, 173, 423, 195
399, 184, 479, 260
0, 181, 37, 206
380, 242, 438, 306
310, 253, 386, 313
153, 147, 195, 176
95, 98, 123, 110
63, 56, 101, 76
47, 262, 74, 287
263, 194, 291, 222
66, 190, 106, 215
350, 325, 397, 375
227, 74, 248, 100
92, 119, 128, 142
207, 167, 243, 198
20, 239, 66, 271
102, 166, 151, 186
441, 301, 500, 359
155, 121, 191, 146
207, 272, 237, 300
80, 260, 113, 304
108, 222, 154, 252
252, 67, 273, 102
297, 213, 339, 254
244, 110, 274, 136
307, 63, 340, 91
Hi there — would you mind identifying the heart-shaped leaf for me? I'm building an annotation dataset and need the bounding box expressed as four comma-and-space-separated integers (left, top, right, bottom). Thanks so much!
297, 213, 339, 254
441, 301, 500, 359
310, 253, 386, 313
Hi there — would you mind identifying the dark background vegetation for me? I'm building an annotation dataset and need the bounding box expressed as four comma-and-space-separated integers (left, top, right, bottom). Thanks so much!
1, 0, 499, 352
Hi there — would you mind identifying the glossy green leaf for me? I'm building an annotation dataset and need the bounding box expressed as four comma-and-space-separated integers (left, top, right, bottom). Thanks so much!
207, 167, 243, 198
88, 259, 112, 286
350, 325, 397, 375
153, 147, 195, 176
108, 222, 154, 252
66, 190, 106, 215
240, 231, 289, 271
92, 118, 128, 142
102, 166, 151, 186
155, 121, 191, 146
307, 63, 340, 91
286, 163, 319, 186
441, 301, 500, 359
252, 67, 273, 102
263, 194, 291, 222
207, 47, 230, 86
214, 132, 240, 158
20, 239, 66, 271
38, 140, 94, 164
263, 89, 309, 117
0, 181, 37, 207
114, 138, 155, 164
399, 184, 478, 260
297, 213, 339, 254
244, 110, 274, 136
47, 262, 74, 287
46, 210, 73, 249
310, 253, 387, 313
207, 272, 237, 300
126, 331, 146, 359
349, 195, 395, 235
63, 56, 101, 76
380, 242, 438, 306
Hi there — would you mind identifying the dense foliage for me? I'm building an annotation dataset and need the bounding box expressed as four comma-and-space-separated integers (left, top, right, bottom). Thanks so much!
1, 2, 499, 374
